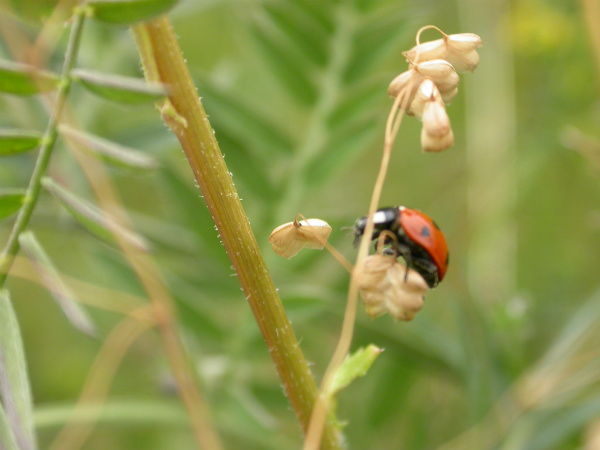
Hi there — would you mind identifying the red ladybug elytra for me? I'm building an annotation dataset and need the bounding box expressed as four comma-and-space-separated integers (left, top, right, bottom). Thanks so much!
353, 206, 449, 288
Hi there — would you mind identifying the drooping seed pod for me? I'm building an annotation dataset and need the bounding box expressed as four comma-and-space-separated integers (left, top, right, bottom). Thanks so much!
387, 68, 421, 109
409, 79, 444, 118
388, 60, 459, 112
358, 254, 428, 321
403, 32, 482, 73
409, 79, 455, 152
420, 96, 454, 153
269, 218, 332, 259
416, 60, 460, 97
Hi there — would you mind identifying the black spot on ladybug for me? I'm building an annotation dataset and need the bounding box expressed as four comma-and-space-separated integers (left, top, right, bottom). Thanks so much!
420, 226, 431, 237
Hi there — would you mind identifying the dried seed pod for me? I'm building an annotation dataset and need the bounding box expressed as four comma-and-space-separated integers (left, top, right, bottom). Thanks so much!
421, 98, 454, 152
440, 86, 458, 105
269, 218, 332, 259
416, 60, 459, 95
388, 60, 459, 113
409, 79, 444, 118
387, 68, 421, 107
358, 255, 428, 321
404, 32, 482, 73
421, 125, 454, 153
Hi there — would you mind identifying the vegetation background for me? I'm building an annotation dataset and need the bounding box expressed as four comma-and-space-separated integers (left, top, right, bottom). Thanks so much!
1, 0, 600, 449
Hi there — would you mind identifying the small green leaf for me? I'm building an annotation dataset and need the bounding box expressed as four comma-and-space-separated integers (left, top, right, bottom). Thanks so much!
330, 345, 383, 396
71, 68, 167, 104
18, 232, 95, 336
59, 125, 159, 170
0, 289, 38, 450
0, 190, 26, 221
0, 129, 43, 156
41, 177, 149, 251
0, 59, 59, 95
86, 0, 179, 25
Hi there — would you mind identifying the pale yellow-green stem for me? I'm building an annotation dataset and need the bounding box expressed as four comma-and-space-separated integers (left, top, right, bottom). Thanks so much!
302, 78, 414, 450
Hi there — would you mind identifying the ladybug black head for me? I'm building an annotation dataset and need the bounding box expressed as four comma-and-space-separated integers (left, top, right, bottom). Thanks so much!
352, 208, 401, 247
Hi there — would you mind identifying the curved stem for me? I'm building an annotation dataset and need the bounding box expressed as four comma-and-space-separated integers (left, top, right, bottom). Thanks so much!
303, 83, 413, 450
0, 6, 86, 286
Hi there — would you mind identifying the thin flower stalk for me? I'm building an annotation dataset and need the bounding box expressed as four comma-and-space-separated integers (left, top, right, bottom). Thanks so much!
303, 75, 417, 450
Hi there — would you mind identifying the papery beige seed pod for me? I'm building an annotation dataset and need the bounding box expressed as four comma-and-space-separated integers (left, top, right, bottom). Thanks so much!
404, 32, 482, 73
440, 86, 458, 105
415, 60, 459, 95
420, 98, 454, 152
269, 218, 332, 259
421, 126, 454, 153
388, 60, 459, 113
387, 68, 421, 107
409, 79, 444, 118
358, 255, 428, 321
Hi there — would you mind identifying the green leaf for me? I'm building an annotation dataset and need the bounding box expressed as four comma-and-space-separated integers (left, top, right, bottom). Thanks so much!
199, 82, 294, 156
18, 232, 95, 336
59, 125, 159, 170
86, 0, 179, 25
0, 129, 43, 156
537, 288, 600, 370
249, 25, 318, 106
293, 0, 335, 34
343, 13, 410, 84
303, 117, 379, 186
0, 59, 59, 95
0, 289, 38, 450
71, 68, 167, 104
35, 399, 188, 429
0, 190, 26, 221
524, 397, 600, 450
330, 345, 383, 396
41, 177, 149, 251
326, 81, 385, 130
263, 3, 329, 67
0, 403, 19, 450
213, 133, 276, 199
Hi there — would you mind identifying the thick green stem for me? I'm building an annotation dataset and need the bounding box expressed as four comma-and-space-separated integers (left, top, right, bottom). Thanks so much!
132, 17, 341, 449
0, 6, 86, 286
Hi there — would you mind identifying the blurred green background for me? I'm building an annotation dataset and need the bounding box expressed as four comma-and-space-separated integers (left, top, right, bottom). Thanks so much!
1, 0, 600, 449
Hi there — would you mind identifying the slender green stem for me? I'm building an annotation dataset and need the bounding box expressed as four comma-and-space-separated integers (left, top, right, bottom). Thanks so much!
0, 5, 86, 286
131, 17, 342, 449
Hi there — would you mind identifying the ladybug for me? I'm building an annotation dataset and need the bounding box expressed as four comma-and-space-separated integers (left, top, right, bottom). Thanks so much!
353, 206, 449, 288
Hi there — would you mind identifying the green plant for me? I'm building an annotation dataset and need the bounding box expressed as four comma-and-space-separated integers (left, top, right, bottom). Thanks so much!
2, 1, 600, 450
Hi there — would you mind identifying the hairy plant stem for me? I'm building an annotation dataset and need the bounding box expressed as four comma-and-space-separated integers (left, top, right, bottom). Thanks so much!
131, 17, 341, 449
0, 6, 86, 286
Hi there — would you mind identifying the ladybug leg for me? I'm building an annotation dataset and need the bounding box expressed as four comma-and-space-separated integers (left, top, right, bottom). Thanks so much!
382, 247, 395, 257
394, 243, 413, 282
412, 257, 439, 288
